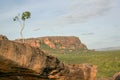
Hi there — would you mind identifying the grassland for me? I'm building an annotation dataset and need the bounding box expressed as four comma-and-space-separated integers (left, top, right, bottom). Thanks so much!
40, 44, 120, 78
53, 50, 120, 78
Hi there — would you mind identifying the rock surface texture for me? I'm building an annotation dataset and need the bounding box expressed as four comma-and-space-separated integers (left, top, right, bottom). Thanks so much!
0, 35, 97, 80
113, 72, 120, 80
15, 36, 87, 50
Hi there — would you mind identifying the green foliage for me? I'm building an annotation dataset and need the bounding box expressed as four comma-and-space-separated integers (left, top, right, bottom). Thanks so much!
40, 42, 51, 50
21, 11, 31, 21
13, 16, 19, 21
13, 11, 31, 21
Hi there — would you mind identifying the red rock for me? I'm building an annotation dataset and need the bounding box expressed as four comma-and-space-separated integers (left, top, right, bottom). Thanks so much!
43, 38, 55, 48
15, 36, 88, 51
0, 36, 97, 80
113, 72, 120, 80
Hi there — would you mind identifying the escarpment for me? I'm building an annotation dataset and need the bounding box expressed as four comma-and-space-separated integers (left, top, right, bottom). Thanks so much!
15, 36, 87, 50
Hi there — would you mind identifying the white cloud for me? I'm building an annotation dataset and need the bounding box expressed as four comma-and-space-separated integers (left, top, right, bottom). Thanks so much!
57, 0, 114, 24
36, 0, 115, 26
0, 0, 115, 27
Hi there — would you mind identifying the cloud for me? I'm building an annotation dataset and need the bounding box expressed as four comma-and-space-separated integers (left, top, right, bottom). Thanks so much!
0, 0, 115, 28
56, 0, 114, 24
9, 0, 116, 23
36, 0, 115, 26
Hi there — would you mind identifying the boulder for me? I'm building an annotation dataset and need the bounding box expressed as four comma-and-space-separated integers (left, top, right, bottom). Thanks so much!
0, 55, 45, 80
113, 72, 120, 80
0, 37, 97, 80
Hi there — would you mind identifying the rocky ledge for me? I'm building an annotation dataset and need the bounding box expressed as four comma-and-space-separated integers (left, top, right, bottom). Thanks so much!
15, 36, 87, 50
0, 35, 97, 80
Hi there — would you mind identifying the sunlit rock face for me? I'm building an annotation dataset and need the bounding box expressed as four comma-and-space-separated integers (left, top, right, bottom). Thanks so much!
113, 72, 120, 80
15, 36, 88, 50
0, 36, 97, 80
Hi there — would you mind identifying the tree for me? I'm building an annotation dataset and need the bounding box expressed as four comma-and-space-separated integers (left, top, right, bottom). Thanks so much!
13, 11, 31, 43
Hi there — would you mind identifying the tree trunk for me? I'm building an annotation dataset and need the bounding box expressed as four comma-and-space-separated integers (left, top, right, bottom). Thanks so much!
20, 21, 25, 43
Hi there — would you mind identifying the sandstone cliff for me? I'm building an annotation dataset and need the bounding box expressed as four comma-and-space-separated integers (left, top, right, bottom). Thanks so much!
0, 35, 96, 80
15, 36, 87, 50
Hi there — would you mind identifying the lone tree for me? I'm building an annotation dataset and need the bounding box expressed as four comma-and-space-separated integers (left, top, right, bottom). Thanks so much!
13, 11, 31, 43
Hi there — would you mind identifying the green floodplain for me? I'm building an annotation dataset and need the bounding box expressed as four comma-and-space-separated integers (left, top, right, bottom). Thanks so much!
41, 45, 120, 78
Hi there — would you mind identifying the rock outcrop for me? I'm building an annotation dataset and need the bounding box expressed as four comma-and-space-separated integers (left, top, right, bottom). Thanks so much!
15, 36, 87, 50
113, 72, 120, 80
0, 35, 8, 40
0, 55, 45, 80
0, 35, 97, 80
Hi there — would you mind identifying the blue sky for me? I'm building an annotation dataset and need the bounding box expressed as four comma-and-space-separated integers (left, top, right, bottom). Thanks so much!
0, 0, 120, 49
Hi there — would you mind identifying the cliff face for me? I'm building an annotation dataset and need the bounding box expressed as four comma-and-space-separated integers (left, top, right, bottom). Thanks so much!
0, 35, 97, 80
15, 36, 87, 50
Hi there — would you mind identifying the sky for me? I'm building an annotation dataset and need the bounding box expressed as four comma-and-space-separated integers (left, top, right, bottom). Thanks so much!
0, 0, 120, 49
